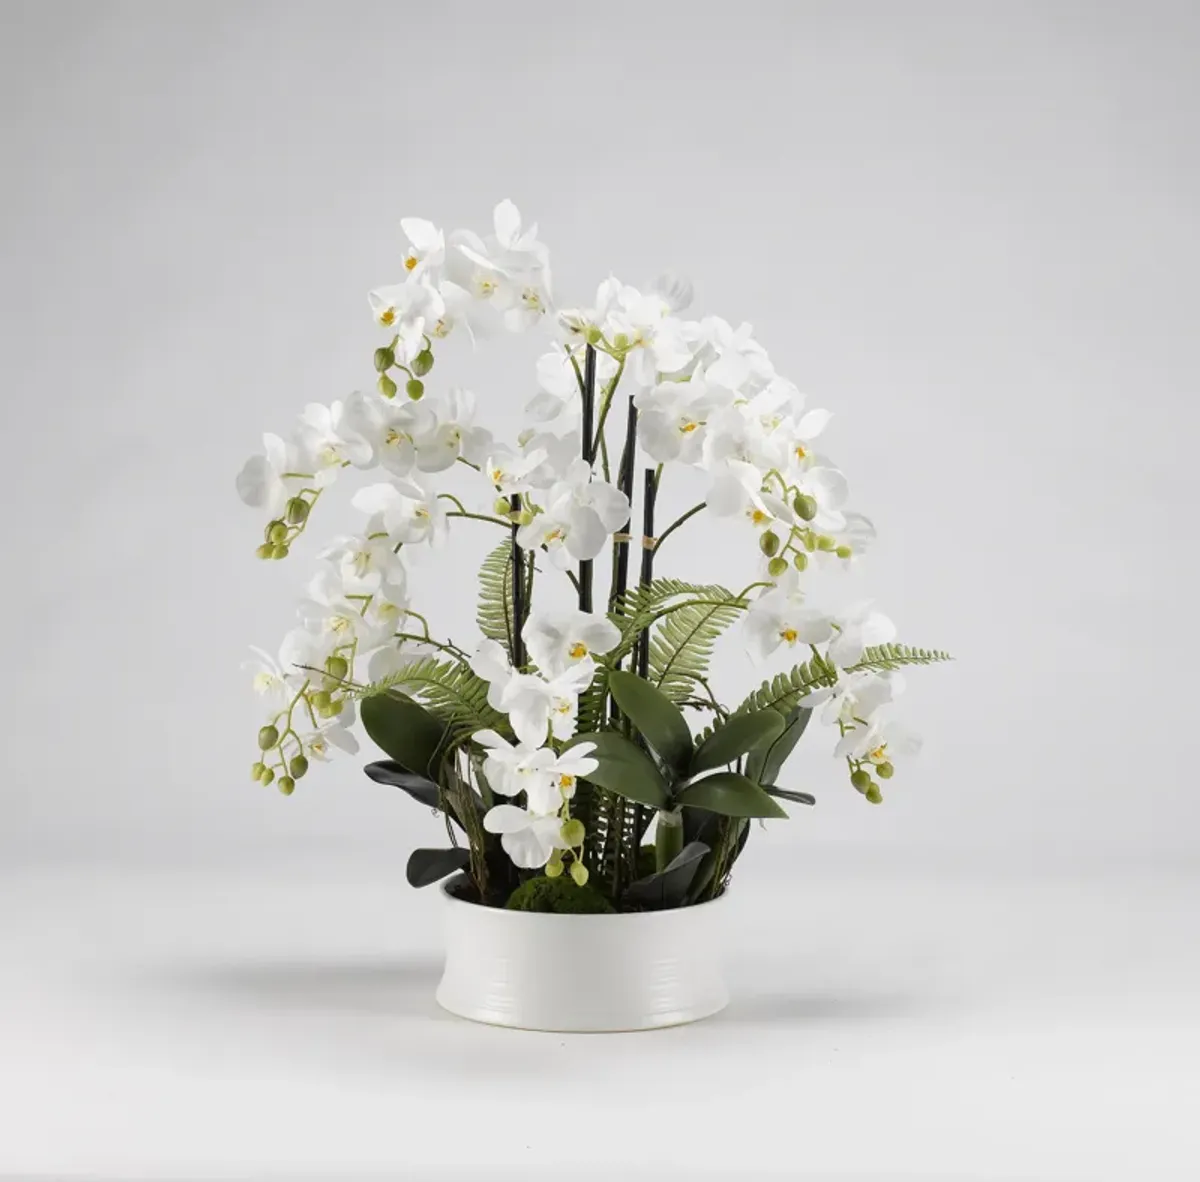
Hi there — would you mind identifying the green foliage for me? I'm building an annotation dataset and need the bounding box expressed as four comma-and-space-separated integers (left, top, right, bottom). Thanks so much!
691, 710, 785, 776
624, 841, 710, 910
568, 731, 670, 809
676, 772, 789, 819
360, 694, 446, 778
406, 847, 471, 888
506, 875, 616, 914
357, 657, 505, 747
476, 541, 515, 651
744, 705, 812, 786
850, 643, 954, 671
729, 655, 838, 720
608, 670, 694, 775
607, 580, 749, 703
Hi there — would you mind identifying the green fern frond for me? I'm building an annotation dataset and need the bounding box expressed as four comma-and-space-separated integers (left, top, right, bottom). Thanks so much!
850, 643, 954, 671
645, 594, 747, 703
355, 657, 505, 742
476, 540, 515, 652
729, 656, 839, 720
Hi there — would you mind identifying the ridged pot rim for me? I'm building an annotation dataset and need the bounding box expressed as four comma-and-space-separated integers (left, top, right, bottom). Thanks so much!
439, 874, 727, 920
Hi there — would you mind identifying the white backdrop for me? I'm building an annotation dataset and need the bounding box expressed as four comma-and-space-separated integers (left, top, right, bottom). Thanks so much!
4, 4, 1200, 1178
5, 1, 1197, 870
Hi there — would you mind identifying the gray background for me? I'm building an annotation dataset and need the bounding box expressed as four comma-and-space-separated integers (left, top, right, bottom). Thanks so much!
2, 3, 1199, 1177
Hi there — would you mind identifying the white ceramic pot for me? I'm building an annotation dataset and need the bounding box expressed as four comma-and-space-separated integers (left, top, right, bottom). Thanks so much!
435, 881, 729, 1032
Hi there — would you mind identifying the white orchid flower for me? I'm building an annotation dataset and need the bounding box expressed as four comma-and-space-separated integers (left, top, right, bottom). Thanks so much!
697, 316, 774, 395
398, 216, 445, 279
296, 568, 393, 653
321, 532, 407, 598
744, 571, 834, 662
807, 669, 904, 727
365, 638, 432, 685
235, 432, 311, 517
485, 445, 549, 496
544, 744, 598, 802
301, 714, 361, 761
415, 388, 493, 472
367, 277, 444, 360
793, 465, 851, 533
351, 478, 446, 546
517, 459, 629, 566
243, 645, 300, 715
343, 391, 436, 479
522, 609, 621, 676
482, 804, 565, 870
834, 717, 921, 765
470, 640, 595, 746
635, 378, 728, 464
452, 200, 552, 332
827, 602, 896, 668
296, 401, 374, 487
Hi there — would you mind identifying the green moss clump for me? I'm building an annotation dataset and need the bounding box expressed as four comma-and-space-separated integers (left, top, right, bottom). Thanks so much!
505, 875, 615, 914
636, 844, 657, 880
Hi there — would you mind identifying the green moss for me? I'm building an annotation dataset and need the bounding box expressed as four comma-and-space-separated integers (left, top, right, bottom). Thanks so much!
636, 844, 657, 880
505, 875, 615, 914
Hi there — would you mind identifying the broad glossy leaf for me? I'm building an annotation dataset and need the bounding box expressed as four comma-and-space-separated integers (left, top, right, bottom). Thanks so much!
363, 760, 441, 808
360, 693, 445, 778
691, 711, 785, 776
566, 730, 670, 809
763, 785, 816, 806
676, 772, 788, 819
745, 705, 813, 786
406, 847, 471, 888
608, 670, 694, 775
624, 842, 710, 909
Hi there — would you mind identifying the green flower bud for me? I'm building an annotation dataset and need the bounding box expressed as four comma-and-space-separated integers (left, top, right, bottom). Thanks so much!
792, 493, 818, 521
836, 544, 853, 559
377, 373, 397, 399
759, 530, 781, 557
584, 326, 602, 345
612, 332, 630, 351
411, 349, 434, 377
792, 551, 809, 572
493, 496, 512, 516
545, 850, 564, 878
405, 378, 425, 401
561, 818, 586, 848
767, 556, 789, 577
803, 531, 817, 552
876, 761, 894, 780
260, 766, 275, 785
373, 346, 395, 373
250, 761, 266, 781
516, 509, 534, 526
285, 497, 310, 525
328, 697, 345, 716
268, 521, 288, 544
865, 784, 883, 804
255, 543, 274, 560
289, 755, 309, 780
816, 535, 837, 552
850, 768, 872, 793
310, 690, 332, 712
569, 860, 590, 887
278, 775, 296, 796
270, 543, 289, 560
257, 725, 279, 750
325, 655, 349, 681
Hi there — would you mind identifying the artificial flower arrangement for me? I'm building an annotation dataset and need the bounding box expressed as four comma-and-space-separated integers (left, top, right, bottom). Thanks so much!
237, 200, 951, 916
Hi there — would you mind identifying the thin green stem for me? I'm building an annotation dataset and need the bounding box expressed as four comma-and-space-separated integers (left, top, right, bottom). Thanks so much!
653, 502, 706, 554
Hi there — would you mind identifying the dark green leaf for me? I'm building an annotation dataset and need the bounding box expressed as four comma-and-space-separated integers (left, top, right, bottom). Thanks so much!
623, 842, 710, 909
363, 760, 440, 808
691, 711, 785, 776
406, 847, 471, 888
676, 772, 788, 819
608, 670, 693, 774
763, 785, 816, 806
745, 706, 813, 786
566, 731, 670, 809
360, 693, 445, 778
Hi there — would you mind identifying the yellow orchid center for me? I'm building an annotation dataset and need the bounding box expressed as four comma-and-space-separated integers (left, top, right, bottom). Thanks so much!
330, 615, 354, 636
750, 509, 769, 526
794, 444, 808, 461
545, 528, 564, 544
559, 774, 575, 789
385, 428, 410, 448
378, 307, 396, 326
780, 628, 799, 644
554, 699, 572, 715
404, 254, 419, 272
568, 642, 588, 660
679, 419, 699, 434
869, 744, 889, 764
252, 672, 279, 695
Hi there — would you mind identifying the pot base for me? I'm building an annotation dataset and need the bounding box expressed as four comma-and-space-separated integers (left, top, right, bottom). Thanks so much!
435, 880, 729, 1033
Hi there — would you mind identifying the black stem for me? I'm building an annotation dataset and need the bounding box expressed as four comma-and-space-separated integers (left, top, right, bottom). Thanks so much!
578, 345, 596, 613
510, 494, 525, 667
636, 468, 656, 679
608, 395, 639, 617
